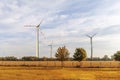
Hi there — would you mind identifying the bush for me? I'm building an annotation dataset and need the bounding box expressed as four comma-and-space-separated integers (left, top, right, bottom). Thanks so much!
0, 56, 18, 61
21, 56, 39, 61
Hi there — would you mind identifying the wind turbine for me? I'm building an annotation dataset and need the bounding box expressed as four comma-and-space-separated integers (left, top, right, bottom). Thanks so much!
47, 39, 63, 58
24, 19, 43, 58
48, 41, 53, 58
86, 33, 97, 61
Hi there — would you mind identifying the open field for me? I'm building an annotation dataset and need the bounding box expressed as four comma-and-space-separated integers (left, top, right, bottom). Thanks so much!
0, 67, 120, 80
0, 61, 120, 68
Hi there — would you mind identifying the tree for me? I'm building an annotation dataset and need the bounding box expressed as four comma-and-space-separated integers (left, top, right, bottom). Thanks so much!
73, 48, 87, 61
101, 55, 110, 61
114, 51, 120, 61
55, 46, 69, 67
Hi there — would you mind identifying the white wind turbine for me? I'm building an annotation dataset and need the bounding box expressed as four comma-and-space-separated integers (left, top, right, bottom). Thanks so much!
48, 40, 53, 58
86, 33, 97, 61
24, 19, 44, 58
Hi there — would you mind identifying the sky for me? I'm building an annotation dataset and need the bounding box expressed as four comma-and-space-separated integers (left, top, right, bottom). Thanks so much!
0, 0, 120, 58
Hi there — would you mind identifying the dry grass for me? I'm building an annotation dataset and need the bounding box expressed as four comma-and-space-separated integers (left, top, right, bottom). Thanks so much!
0, 61, 120, 68
0, 67, 120, 80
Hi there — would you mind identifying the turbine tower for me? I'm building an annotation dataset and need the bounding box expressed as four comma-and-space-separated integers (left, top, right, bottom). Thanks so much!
25, 19, 43, 58
86, 33, 96, 61
48, 41, 53, 58
36, 24, 40, 58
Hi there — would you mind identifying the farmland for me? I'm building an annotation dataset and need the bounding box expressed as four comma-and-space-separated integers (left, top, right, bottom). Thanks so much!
0, 61, 120, 68
0, 67, 120, 80
0, 61, 120, 80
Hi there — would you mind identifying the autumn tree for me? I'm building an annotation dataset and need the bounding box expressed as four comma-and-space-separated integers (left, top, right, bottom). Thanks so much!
55, 46, 69, 67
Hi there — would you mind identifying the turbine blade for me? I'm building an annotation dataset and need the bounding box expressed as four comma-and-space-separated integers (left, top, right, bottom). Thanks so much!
86, 35, 91, 38
92, 33, 97, 37
39, 18, 44, 26
36, 18, 44, 28
40, 31, 46, 39
24, 25, 36, 27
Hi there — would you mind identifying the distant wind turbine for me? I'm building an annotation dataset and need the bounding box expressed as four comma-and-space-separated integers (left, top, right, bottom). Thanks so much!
86, 33, 97, 61
48, 41, 53, 58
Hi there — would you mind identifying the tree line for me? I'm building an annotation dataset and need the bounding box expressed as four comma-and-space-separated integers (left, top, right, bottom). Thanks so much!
0, 46, 120, 61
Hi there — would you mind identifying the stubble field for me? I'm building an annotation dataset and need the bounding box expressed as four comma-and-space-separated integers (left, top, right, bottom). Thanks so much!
0, 67, 120, 80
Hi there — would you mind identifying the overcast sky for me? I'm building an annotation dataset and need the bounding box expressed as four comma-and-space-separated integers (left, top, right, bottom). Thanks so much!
0, 0, 120, 58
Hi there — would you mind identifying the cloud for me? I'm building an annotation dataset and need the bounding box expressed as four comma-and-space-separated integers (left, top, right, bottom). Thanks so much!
0, 0, 120, 58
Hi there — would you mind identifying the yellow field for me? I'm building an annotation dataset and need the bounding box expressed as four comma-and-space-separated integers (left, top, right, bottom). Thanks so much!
0, 67, 120, 80
0, 61, 120, 68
